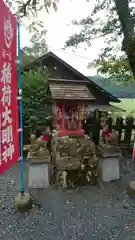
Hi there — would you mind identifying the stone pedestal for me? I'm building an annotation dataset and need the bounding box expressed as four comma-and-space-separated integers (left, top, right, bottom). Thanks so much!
15, 193, 32, 213
28, 159, 53, 189
127, 181, 135, 197
99, 146, 122, 182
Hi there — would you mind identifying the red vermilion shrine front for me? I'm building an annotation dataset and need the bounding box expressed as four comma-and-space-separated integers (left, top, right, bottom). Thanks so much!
56, 102, 86, 136
49, 79, 95, 136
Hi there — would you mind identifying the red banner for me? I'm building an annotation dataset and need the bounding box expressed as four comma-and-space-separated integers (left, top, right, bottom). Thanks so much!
0, 0, 19, 174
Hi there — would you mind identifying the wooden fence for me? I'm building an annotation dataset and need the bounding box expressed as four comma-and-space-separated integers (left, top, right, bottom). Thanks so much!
23, 115, 135, 147
83, 116, 135, 146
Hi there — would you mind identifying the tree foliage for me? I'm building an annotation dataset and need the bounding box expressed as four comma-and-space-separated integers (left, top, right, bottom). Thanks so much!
20, 23, 48, 65
21, 27, 48, 66
21, 53, 35, 66
65, 0, 135, 81
90, 56, 134, 83
6, 0, 57, 18
23, 29, 47, 58
6, 0, 57, 52
22, 70, 53, 133
5, 0, 50, 68
65, 0, 122, 52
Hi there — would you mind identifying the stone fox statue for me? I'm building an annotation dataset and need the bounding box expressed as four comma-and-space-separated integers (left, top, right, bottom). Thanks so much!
43, 127, 58, 184
43, 126, 52, 161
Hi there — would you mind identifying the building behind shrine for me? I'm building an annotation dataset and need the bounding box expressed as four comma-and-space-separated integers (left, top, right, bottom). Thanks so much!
23, 51, 121, 136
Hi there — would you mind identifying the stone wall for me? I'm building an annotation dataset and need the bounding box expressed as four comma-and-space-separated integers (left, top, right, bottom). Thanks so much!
26, 132, 99, 188
51, 133, 99, 188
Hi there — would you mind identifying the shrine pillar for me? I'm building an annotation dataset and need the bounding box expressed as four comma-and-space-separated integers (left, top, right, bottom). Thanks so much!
79, 119, 82, 129
61, 103, 65, 129
78, 104, 84, 129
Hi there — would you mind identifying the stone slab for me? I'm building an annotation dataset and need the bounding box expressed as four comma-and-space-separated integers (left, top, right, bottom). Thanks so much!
101, 152, 122, 158
28, 162, 52, 189
100, 156, 120, 182
98, 145, 122, 158
27, 156, 50, 164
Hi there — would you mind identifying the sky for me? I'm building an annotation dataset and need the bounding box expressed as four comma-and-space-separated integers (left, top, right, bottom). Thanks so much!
20, 0, 107, 76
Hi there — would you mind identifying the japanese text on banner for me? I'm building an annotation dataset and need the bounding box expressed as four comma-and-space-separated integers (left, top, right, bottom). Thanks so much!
0, 15, 14, 165
0, 0, 19, 174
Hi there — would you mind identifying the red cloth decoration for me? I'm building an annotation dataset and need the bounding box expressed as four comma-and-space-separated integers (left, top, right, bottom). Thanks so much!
43, 135, 49, 142
102, 130, 111, 139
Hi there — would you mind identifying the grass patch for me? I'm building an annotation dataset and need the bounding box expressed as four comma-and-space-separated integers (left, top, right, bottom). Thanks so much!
111, 98, 135, 117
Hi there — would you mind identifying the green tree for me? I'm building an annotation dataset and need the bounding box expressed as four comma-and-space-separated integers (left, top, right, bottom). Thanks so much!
90, 56, 133, 83
65, 0, 135, 81
22, 70, 53, 133
7, 0, 57, 17
20, 49, 35, 66
21, 27, 48, 66
7, 0, 56, 55
21, 53, 35, 66
20, 23, 48, 65
22, 29, 47, 58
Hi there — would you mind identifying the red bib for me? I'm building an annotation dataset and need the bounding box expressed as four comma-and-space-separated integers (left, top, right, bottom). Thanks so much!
43, 135, 49, 141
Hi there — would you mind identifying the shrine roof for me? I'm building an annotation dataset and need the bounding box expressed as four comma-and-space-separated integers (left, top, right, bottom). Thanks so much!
22, 51, 120, 103
49, 80, 95, 100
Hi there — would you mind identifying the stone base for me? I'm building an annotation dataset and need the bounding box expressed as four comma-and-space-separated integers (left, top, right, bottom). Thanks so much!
15, 192, 32, 213
58, 129, 84, 137
127, 181, 135, 197
27, 154, 50, 163
100, 153, 121, 182
28, 160, 53, 189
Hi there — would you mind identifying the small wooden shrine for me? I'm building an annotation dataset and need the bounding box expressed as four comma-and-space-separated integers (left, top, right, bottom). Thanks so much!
23, 51, 120, 136
49, 78, 95, 136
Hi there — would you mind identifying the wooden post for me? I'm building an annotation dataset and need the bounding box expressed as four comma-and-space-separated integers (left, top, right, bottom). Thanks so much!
56, 104, 59, 130
79, 104, 82, 129
61, 104, 65, 129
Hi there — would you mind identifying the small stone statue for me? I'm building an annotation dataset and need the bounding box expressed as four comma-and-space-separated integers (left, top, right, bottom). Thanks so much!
102, 124, 111, 144
30, 134, 36, 145
108, 129, 119, 145
27, 133, 49, 159
86, 170, 92, 182
29, 134, 40, 157
60, 171, 67, 188
51, 129, 58, 166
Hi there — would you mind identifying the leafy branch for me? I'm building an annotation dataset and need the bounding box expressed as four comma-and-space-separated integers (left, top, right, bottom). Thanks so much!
65, 0, 135, 82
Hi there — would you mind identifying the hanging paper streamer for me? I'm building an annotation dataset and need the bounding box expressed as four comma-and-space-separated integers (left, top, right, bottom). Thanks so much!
56, 104, 62, 129
78, 104, 85, 121
57, 104, 61, 121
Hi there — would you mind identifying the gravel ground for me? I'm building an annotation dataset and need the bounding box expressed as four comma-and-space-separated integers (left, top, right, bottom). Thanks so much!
0, 157, 135, 240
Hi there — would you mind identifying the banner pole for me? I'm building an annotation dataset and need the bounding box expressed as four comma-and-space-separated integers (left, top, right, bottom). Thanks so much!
17, 22, 24, 194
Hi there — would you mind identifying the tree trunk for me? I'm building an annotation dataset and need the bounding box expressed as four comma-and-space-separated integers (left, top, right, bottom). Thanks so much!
114, 0, 135, 78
